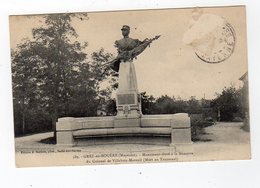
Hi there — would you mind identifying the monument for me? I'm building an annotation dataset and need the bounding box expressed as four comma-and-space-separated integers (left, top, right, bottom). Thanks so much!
56, 25, 192, 146
113, 25, 160, 126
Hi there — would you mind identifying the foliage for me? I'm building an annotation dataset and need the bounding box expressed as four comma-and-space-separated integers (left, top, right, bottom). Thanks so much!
105, 99, 117, 116
140, 92, 156, 114
140, 93, 204, 115
12, 14, 115, 137
211, 85, 244, 121
190, 114, 214, 142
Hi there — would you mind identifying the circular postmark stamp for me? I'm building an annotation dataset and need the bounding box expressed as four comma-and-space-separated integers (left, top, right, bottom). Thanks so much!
194, 21, 236, 64
183, 9, 236, 64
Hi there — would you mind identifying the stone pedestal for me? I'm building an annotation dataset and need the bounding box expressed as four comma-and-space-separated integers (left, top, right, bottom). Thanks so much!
56, 60, 192, 147
115, 91, 141, 119
115, 60, 141, 122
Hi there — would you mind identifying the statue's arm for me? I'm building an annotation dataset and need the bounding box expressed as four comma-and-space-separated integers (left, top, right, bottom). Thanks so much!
134, 39, 143, 45
114, 41, 122, 55
114, 40, 120, 51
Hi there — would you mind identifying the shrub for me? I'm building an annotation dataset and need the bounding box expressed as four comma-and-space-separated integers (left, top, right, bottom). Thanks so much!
190, 114, 214, 141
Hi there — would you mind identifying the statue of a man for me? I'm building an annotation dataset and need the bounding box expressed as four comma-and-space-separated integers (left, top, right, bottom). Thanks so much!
115, 25, 142, 61
110, 25, 160, 72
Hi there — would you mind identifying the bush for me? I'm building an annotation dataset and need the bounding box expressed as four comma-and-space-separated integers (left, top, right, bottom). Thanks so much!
190, 114, 214, 141
14, 110, 52, 137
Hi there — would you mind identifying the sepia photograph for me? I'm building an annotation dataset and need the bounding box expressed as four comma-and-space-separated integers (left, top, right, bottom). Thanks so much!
9, 5, 250, 167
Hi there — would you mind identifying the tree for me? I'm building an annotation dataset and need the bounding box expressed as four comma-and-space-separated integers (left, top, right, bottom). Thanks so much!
154, 95, 176, 114
211, 85, 243, 121
12, 13, 116, 138
12, 43, 43, 135
175, 97, 189, 113
187, 96, 202, 114
140, 92, 156, 114
32, 14, 88, 135
66, 48, 115, 117
105, 99, 117, 116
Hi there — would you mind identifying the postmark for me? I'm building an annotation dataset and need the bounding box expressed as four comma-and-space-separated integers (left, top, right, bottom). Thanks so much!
183, 9, 236, 64
194, 21, 236, 63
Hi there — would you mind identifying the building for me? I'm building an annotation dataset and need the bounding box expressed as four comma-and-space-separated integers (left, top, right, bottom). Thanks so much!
239, 72, 250, 131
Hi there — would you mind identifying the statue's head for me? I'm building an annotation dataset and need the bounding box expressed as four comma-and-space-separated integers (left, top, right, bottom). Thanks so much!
121, 25, 130, 37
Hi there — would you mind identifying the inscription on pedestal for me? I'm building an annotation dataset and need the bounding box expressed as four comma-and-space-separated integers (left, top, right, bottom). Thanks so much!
117, 94, 135, 105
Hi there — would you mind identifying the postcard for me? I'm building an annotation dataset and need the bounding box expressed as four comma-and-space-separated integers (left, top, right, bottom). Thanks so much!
10, 5, 250, 167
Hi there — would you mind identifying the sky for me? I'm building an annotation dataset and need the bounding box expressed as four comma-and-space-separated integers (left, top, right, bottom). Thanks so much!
9, 6, 248, 99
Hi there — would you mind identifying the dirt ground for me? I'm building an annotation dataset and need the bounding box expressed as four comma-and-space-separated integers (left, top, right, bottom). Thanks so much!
192, 122, 251, 161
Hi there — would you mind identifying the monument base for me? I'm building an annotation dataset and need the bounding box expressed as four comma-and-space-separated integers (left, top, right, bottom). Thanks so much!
56, 113, 192, 147
114, 117, 140, 128
75, 136, 170, 146
56, 60, 192, 147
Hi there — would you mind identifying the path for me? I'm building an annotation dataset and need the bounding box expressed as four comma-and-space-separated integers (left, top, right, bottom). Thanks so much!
15, 122, 251, 165
192, 122, 251, 161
